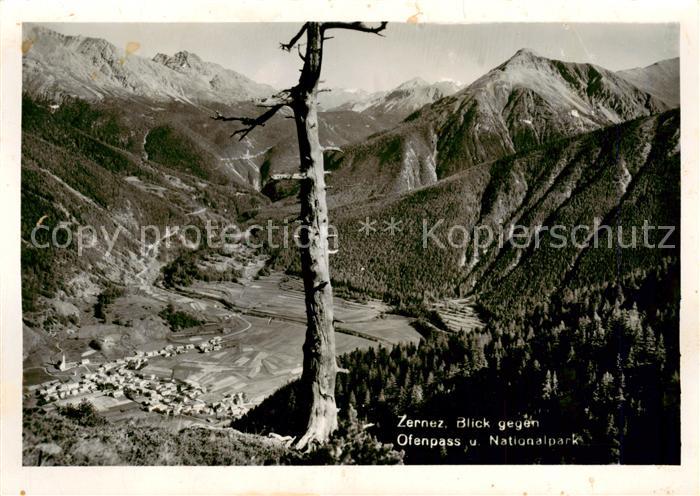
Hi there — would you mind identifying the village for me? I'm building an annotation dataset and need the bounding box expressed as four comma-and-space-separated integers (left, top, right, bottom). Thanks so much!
29, 336, 250, 420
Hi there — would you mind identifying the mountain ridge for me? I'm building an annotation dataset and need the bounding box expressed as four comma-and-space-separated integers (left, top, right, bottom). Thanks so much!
330, 78, 462, 120
319, 49, 672, 206
617, 57, 680, 107
23, 25, 276, 105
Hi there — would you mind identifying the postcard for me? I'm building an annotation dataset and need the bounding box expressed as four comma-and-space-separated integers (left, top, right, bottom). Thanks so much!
1, 0, 698, 494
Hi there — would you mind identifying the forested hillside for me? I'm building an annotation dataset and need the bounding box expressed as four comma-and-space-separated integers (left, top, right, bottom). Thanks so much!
241, 108, 681, 464
21, 94, 266, 313
262, 110, 679, 317
239, 243, 679, 464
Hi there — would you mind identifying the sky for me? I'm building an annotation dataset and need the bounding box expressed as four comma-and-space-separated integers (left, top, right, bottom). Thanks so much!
36, 22, 679, 92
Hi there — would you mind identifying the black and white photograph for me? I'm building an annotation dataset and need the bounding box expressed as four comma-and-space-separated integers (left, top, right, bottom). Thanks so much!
1, 0, 699, 494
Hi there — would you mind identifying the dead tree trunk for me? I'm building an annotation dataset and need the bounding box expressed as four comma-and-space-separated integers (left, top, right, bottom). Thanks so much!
212, 21, 387, 450
290, 22, 340, 449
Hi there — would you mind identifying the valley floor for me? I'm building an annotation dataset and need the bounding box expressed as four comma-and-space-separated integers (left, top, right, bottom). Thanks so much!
23, 271, 422, 431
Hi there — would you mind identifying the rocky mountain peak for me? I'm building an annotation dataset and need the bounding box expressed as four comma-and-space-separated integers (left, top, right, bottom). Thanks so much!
23, 25, 275, 104
394, 77, 430, 90
498, 48, 548, 71
511, 47, 541, 59
153, 50, 205, 71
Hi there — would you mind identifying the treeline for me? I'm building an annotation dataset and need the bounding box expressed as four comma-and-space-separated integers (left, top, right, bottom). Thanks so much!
94, 283, 126, 322
158, 303, 204, 331
144, 125, 211, 180
22, 95, 142, 177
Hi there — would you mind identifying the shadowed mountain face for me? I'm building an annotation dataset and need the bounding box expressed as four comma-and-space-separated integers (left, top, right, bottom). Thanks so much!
22, 25, 275, 104
265, 109, 679, 316
617, 57, 680, 107
323, 49, 670, 205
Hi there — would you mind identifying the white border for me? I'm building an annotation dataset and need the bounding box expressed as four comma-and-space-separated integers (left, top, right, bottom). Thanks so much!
1, 1, 698, 495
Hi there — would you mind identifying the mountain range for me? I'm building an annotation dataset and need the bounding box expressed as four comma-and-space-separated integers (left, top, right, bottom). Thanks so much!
322, 78, 462, 120
23, 25, 275, 104
23, 26, 679, 205
20, 26, 680, 312
20, 25, 681, 466
321, 48, 673, 205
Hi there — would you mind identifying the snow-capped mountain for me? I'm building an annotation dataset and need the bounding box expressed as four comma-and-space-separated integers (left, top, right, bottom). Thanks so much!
22, 25, 275, 104
317, 88, 371, 111
617, 57, 680, 107
332, 78, 462, 119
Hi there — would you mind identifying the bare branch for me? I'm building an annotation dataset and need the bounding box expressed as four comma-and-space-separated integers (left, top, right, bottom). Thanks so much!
256, 89, 294, 109
322, 146, 343, 153
297, 43, 306, 62
270, 172, 308, 181
317, 88, 332, 94
212, 103, 287, 141
280, 22, 309, 51
269, 170, 332, 180
321, 21, 388, 36
313, 281, 329, 292
257, 101, 290, 109
210, 110, 245, 122
269, 88, 294, 101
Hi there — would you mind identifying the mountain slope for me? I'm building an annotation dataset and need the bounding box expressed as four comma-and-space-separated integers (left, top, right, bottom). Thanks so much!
317, 88, 371, 111
332, 78, 461, 121
22, 26, 402, 193
261, 109, 679, 314
247, 109, 681, 465
617, 57, 680, 107
323, 49, 670, 205
23, 25, 274, 104
20, 95, 268, 313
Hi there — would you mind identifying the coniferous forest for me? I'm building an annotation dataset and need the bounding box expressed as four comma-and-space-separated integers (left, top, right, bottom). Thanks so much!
236, 258, 680, 464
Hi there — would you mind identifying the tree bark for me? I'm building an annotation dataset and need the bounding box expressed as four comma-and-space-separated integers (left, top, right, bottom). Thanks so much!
212, 20, 386, 451
292, 22, 339, 449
